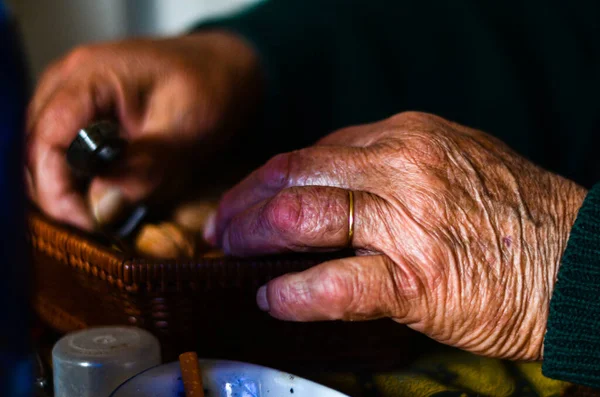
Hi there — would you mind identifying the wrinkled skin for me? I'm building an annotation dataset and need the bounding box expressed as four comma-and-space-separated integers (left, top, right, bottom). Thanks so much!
27, 33, 587, 363
211, 111, 587, 361
26, 32, 261, 230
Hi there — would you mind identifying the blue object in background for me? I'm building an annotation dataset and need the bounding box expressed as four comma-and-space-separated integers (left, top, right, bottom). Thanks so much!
0, 1, 33, 396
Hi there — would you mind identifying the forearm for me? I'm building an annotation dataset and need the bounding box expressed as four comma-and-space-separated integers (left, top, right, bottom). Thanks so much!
192, 1, 339, 151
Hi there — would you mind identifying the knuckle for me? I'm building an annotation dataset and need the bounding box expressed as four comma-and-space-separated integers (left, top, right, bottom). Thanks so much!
36, 94, 80, 142
259, 152, 292, 190
382, 113, 452, 168
259, 148, 323, 189
264, 187, 326, 240
274, 279, 312, 312
398, 131, 448, 168
389, 110, 433, 125
313, 266, 353, 316
63, 46, 96, 70
264, 189, 305, 235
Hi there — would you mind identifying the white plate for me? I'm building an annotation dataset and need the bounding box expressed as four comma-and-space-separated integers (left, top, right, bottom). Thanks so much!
110, 359, 349, 397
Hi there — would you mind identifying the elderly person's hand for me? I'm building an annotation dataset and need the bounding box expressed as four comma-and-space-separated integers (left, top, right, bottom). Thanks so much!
211, 111, 587, 361
26, 32, 261, 230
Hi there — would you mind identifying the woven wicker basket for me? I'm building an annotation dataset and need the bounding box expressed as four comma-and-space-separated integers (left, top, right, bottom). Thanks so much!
28, 209, 425, 373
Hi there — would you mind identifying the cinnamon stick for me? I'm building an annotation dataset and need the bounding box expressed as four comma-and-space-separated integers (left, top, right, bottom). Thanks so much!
179, 351, 204, 397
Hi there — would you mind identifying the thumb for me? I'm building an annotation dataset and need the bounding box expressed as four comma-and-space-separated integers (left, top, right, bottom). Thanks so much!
88, 137, 175, 225
256, 254, 409, 322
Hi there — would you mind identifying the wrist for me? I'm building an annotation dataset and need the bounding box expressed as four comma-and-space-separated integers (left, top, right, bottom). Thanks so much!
553, 181, 587, 281
538, 179, 587, 359
187, 30, 264, 133
517, 176, 587, 360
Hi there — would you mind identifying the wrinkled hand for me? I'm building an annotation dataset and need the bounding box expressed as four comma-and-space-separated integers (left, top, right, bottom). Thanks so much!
26, 31, 261, 230
211, 111, 587, 361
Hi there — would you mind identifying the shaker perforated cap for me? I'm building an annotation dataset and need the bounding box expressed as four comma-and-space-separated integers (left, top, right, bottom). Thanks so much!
52, 326, 161, 397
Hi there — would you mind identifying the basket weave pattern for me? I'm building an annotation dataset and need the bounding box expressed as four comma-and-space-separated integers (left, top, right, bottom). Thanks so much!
28, 211, 419, 369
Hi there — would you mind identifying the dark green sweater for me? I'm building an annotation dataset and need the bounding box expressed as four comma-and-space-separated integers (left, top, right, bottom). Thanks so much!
197, 0, 600, 388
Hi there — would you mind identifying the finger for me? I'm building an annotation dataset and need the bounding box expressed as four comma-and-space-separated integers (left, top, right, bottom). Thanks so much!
26, 75, 116, 186
27, 77, 119, 229
31, 146, 94, 230
214, 146, 373, 242
29, 80, 111, 153
26, 60, 68, 134
221, 186, 384, 256
87, 141, 168, 225
257, 254, 406, 322
29, 66, 146, 154
27, 45, 115, 133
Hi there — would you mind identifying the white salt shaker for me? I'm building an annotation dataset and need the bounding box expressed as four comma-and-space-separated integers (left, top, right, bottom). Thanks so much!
52, 326, 161, 397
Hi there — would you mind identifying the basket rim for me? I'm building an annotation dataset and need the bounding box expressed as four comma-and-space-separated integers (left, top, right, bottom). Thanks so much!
28, 211, 335, 291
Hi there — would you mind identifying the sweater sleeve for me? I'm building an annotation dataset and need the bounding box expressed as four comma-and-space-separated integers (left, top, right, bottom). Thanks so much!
543, 183, 600, 389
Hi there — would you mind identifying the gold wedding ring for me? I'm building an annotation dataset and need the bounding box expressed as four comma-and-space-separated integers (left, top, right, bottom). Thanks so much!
348, 190, 355, 246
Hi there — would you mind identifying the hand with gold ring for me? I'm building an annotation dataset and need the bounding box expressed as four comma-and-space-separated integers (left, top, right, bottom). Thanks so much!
208, 111, 587, 361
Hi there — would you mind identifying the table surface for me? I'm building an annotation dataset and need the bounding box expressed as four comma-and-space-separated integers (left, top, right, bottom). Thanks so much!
33, 321, 572, 397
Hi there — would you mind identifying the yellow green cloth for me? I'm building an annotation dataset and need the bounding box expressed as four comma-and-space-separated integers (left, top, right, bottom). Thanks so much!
308, 351, 568, 397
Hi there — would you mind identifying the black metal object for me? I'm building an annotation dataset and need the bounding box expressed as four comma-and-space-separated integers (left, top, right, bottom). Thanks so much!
66, 121, 147, 240
66, 121, 125, 178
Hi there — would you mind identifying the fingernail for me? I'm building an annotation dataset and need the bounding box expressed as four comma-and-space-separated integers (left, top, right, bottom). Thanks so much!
203, 211, 217, 245
93, 187, 126, 225
256, 286, 270, 311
